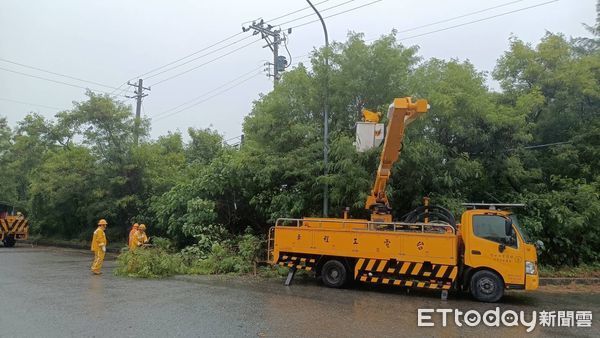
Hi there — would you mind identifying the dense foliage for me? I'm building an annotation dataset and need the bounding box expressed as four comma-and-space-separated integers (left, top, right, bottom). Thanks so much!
115, 233, 262, 277
2, 9, 599, 267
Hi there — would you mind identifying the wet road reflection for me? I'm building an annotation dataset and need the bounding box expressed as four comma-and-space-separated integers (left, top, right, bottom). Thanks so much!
1, 246, 598, 337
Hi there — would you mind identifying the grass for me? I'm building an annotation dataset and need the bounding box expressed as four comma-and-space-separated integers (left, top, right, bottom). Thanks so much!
539, 264, 600, 278
256, 265, 290, 278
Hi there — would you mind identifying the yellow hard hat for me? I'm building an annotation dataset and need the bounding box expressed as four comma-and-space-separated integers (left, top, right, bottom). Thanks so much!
133, 223, 139, 228
139, 224, 146, 230
98, 219, 108, 225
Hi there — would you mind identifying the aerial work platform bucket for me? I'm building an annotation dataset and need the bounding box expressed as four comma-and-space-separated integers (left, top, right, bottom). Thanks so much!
355, 122, 384, 152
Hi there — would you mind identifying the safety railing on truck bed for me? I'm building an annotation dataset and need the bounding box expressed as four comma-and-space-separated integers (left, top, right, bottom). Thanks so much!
267, 227, 275, 262
274, 218, 456, 234
267, 218, 456, 262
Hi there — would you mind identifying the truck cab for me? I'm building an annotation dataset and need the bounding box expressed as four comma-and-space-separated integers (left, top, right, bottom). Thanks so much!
0, 202, 29, 248
460, 207, 538, 301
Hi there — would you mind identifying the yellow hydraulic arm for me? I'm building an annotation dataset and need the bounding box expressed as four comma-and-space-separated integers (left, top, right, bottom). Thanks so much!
365, 97, 429, 222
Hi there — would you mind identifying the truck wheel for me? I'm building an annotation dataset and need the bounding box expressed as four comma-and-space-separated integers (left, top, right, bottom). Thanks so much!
470, 270, 504, 302
3, 235, 16, 248
321, 260, 348, 288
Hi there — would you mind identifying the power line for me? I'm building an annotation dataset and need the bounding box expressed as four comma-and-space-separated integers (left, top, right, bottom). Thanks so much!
0, 97, 65, 111
120, 1, 352, 86
154, 65, 263, 118
154, 71, 261, 119
507, 141, 572, 152
112, 84, 133, 97
0, 58, 122, 91
135, 32, 246, 80
283, 35, 293, 68
396, 0, 560, 42
289, 0, 384, 29
243, 2, 357, 84
145, 35, 254, 80
109, 80, 135, 97
292, 53, 311, 62
395, 0, 525, 35
290, 0, 534, 61
277, 0, 356, 27
130, 1, 330, 83
111, 34, 247, 97
116, 1, 360, 89
149, 38, 262, 86
266, 0, 330, 23
0, 66, 124, 97
223, 135, 242, 143
240, 0, 330, 29
153, 73, 261, 121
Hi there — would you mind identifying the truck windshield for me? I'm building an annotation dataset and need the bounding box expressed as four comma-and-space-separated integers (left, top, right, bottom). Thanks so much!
508, 214, 530, 243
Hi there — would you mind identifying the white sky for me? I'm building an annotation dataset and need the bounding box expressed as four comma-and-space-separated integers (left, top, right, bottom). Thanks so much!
0, 0, 595, 141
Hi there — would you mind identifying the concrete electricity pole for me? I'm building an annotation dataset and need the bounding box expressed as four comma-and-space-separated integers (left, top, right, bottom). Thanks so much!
306, 0, 330, 217
126, 79, 150, 146
243, 20, 289, 86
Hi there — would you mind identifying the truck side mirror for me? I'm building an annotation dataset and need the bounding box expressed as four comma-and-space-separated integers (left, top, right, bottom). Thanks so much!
535, 240, 545, 250
504, 219, 513, 237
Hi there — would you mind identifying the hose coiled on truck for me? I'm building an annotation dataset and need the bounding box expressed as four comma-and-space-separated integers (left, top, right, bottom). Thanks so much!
399, 205, 457, 228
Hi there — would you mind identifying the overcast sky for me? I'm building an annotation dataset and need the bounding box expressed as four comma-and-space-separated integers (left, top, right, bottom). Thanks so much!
0, 0, 595, 141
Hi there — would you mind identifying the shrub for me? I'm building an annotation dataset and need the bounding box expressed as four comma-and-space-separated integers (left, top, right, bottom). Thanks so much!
185, 243, 250, 275
114, 247, 185, 278
151, 236, 174, 251
238, 231, 263, 262
183, 232, 262, 275
116, 231, 264, 278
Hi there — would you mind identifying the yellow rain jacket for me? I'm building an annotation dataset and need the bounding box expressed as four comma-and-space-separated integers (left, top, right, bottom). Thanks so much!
129, 229, 140, 250
91, 226, 107, 274
91, 226, 107, 252
128, 226, 138, 248
135, 231, 148, 248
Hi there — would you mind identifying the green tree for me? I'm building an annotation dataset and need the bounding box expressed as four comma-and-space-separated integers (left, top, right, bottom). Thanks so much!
574, 0, 600, 53
29, 146, 97, 237
493, 33, 600, 265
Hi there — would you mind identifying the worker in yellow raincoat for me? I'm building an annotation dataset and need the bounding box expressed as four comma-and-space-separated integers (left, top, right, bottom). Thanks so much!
128, 223, 139, 250
91, 219, 108, 275
134, 224, 149, 249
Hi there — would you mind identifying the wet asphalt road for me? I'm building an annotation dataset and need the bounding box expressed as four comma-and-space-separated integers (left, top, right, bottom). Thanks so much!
0, 245, 598, 337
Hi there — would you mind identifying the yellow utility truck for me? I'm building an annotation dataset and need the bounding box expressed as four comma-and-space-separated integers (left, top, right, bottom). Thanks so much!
0, 203, 29, 247
268, 97, 539, 302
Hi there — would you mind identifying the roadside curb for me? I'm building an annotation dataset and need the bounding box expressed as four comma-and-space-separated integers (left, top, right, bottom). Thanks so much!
539, 277, 600, 285
22, 239, 121, 253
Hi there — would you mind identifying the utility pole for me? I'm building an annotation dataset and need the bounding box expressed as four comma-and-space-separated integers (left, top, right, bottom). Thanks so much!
126, 79, 150, 146
243, 20, 289, 86
306, 0, 330, 217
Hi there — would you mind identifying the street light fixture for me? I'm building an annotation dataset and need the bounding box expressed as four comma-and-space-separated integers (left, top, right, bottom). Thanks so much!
305, 0, 330, 217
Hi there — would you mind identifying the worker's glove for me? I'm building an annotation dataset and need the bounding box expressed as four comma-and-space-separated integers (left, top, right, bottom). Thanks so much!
102, 246, 106, 252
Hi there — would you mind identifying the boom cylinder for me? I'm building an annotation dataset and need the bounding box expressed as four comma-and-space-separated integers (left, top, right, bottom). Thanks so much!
365, 97, 429, 222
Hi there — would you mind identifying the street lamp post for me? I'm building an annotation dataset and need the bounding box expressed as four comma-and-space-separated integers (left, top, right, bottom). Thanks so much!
306, 0, 330, 217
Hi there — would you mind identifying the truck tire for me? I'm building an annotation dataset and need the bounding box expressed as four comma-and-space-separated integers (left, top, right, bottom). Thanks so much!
470, 270, 504, 302
321, 260, 348, 288
3, 235, 16, 248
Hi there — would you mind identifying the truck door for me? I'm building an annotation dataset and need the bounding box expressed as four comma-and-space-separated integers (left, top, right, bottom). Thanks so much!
464, 214, 525, 286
